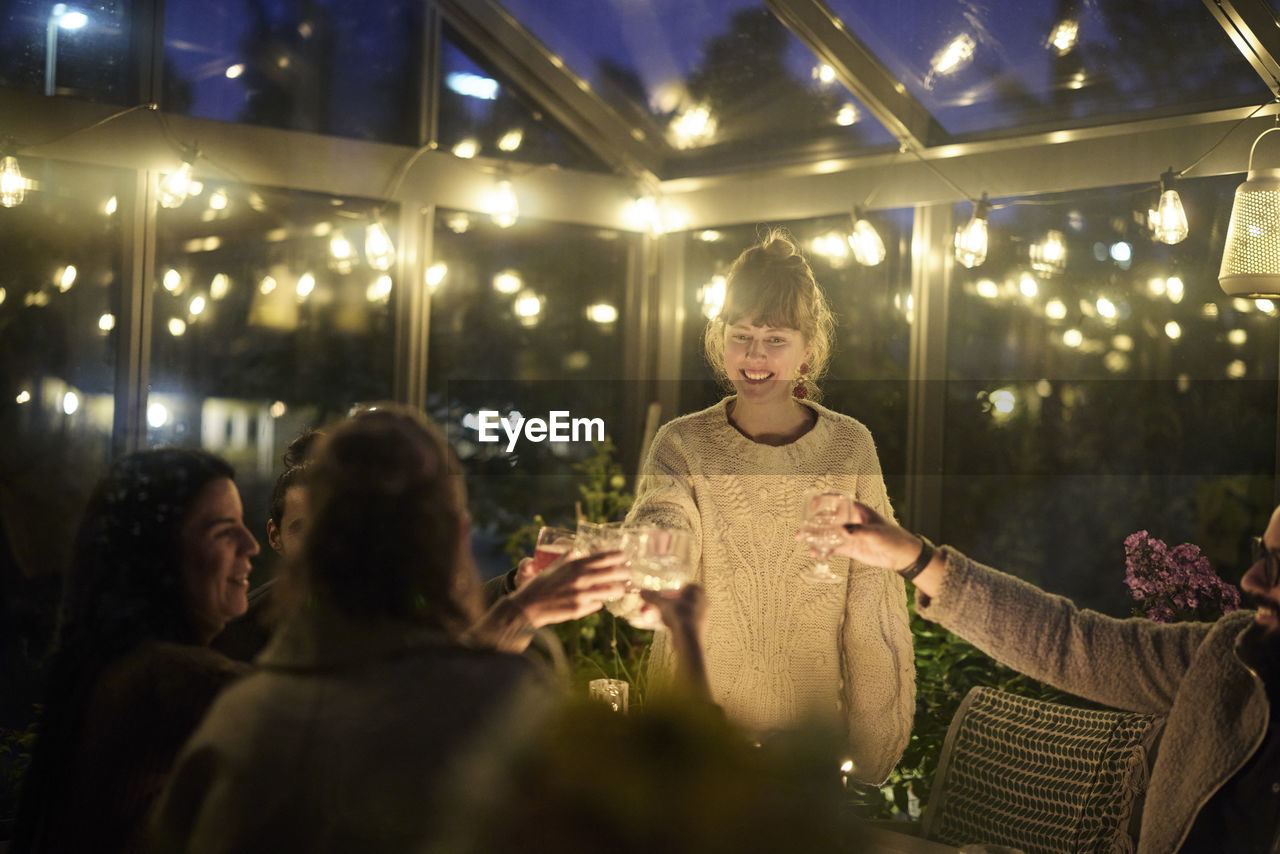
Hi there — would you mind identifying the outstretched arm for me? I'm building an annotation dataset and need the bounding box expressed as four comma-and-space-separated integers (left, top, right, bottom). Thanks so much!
640, 586, 712, 705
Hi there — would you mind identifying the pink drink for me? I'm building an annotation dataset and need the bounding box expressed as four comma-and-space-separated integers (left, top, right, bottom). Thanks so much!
531, 541, 571, 573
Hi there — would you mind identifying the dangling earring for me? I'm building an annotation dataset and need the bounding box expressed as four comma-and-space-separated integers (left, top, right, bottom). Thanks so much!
793, 362, 809, 400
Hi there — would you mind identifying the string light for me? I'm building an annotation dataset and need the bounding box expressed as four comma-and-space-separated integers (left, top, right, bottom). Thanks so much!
0, 156, 27, 207
954, 194, 990, 269
489, 179, 519, 228
364, 219, 395, 271
158, 157, 196, 209
1152, 169, 1188, 245
848, 210, 886, 266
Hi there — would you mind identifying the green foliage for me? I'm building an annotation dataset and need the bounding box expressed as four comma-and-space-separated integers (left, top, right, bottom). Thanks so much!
503, 439, 650, 704
0, 712, 39, 826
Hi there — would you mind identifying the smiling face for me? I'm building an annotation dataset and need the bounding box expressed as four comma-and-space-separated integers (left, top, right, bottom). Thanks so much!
1242, 505, 1280, 635
723, 318, 811, 406
267, 484, 309, 558
180, 477, 259, 642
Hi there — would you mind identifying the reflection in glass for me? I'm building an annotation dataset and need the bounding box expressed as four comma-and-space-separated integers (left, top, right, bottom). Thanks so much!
428, 210, 637, 577
0, 0, 132, 103
164, 0, 424, 143
151, 182, 396, 539
494, 0, 894, 171
0, 156, 127, 589
943, 175, 1276, 616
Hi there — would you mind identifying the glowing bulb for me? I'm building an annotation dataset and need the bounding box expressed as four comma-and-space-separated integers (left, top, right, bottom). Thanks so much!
0, 156, 26, 207
835, 104, 858, 126
849, 218, 886, 266
975, 279, 999, 299
162, 268, 182, 293
269, 401, 287, 418
1228, 359, 1247, 378
168, 317, 187, 336
930, 34, 975, 77
104, 195, 117, 215
188, 295, 206, 315
489, 180, 519, 228
497, 129, 524, 152
158, 161, 195, 209
147, 401, 168, 428
98, 313, 115, 331
954, 198, 989, 268
1165, 321, 1182, 339
58, 8, 88, 29
1258, 299, 1278, 314
295, 272, 316, 299
210, 274, 230, 300
426, 262, 447, 292
1153, 170, 1188, 244
0, 287, 7, 305
365, 275, 393, 303
700, 275, 726, 319
989, 388, 1016, 417
1147, 277, 1167, 296
16, 390, 31, 404
1063, 328, 1083, 347
670, 104, 716, 149
365, 221, 395, 271
1096, 297, 1117, 319
1112, 334, 1134, 351
259, 276, 277, 295
1228, 328, 1248, 345
57, 265, 77, 292
1019, 274, 1038, 297
1109, 242, 1131, 263
1166, 276, 1185, 304
225, 63, 245, 79
1031, 229, 1066, 273
586, 302, 618, 324
208, 188, 228, 211
493, 271, 522, 294
1201, 302, 1220, 318
514, 291, 543, 318
1045, 298, 1067, 319
451, 139, 479, 159
1048, 19, 1078, 55
62, 391, 79, 415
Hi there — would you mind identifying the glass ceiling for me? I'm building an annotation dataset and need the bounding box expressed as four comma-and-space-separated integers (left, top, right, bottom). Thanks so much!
827, 0, 1268, 136
493, 0, 1274, 176
495, 0, 896, 168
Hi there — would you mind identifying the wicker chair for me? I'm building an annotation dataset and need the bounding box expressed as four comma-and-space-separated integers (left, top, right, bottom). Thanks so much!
921, 687, 1165, 854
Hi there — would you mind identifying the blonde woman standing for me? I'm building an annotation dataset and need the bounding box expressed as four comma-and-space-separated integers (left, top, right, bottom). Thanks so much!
628, 230, 913, 784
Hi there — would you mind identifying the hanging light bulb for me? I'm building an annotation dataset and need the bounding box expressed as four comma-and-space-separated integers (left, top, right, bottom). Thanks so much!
490, 179, 519, 228
954, 194, 990, 269
848, 210, 886, 266
364, 219, 395, 271
1220, 128, 1280, 296
1153, 168, 1189, 245
158, 159, 195, 209
0, 156, 27, 207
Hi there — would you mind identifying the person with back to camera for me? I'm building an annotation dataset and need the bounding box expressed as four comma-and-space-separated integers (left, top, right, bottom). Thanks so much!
626, 229, 914, 785
826, 499, 1280, 853
11, 449, 257, 854
149, 405, 646, 853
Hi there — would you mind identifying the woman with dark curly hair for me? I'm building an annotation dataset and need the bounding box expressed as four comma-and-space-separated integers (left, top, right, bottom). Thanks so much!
12, 448, 257, 853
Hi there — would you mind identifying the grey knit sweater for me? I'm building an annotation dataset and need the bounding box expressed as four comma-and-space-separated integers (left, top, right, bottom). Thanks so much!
628, 397, 915, 784
920, 547, 1268, 854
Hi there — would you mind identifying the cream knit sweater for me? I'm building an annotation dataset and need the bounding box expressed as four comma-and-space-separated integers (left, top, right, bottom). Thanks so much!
628, 397, 915, 784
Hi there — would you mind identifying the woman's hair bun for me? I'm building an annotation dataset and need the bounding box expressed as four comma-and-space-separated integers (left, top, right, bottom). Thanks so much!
761, 233, 798, 260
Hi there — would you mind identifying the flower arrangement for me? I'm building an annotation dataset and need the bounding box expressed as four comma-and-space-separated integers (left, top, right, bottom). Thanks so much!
1123, 530, 1241, 622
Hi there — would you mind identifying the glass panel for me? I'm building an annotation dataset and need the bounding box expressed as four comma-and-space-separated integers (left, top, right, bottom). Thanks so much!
152, 182, 396, 576
437, 26, 611, 171
680, 212, 913, 507
943, 174, 1277, 616
825, 0, 1266, 135
0, 156, 127, 654
495, 0, 895, 172
0, 0, 132, 103
164, 0, 424, 143
427, 210, 637, 578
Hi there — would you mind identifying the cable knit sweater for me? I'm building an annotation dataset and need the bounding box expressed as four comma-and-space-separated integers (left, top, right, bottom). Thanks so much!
628, 397, 915, 784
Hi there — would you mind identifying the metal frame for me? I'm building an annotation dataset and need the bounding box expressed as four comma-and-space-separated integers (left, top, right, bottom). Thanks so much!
1203, 0, 1280, 95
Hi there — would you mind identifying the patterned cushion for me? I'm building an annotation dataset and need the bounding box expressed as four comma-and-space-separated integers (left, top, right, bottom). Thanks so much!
922, 687, 1164, 854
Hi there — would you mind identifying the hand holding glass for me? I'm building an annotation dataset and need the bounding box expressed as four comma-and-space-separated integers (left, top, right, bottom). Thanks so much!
531, 526, 576, 574
800, 491, 852, 583
625, 526, 693, 593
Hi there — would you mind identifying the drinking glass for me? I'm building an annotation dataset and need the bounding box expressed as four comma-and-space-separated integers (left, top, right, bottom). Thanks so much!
531, 526, 576, 573
576, 519, 625, 555
624, 526, 693, 593
800, 490, 852, 583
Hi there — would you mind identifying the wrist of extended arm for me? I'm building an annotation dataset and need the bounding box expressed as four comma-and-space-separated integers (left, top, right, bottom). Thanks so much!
895, 536, 935, 582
